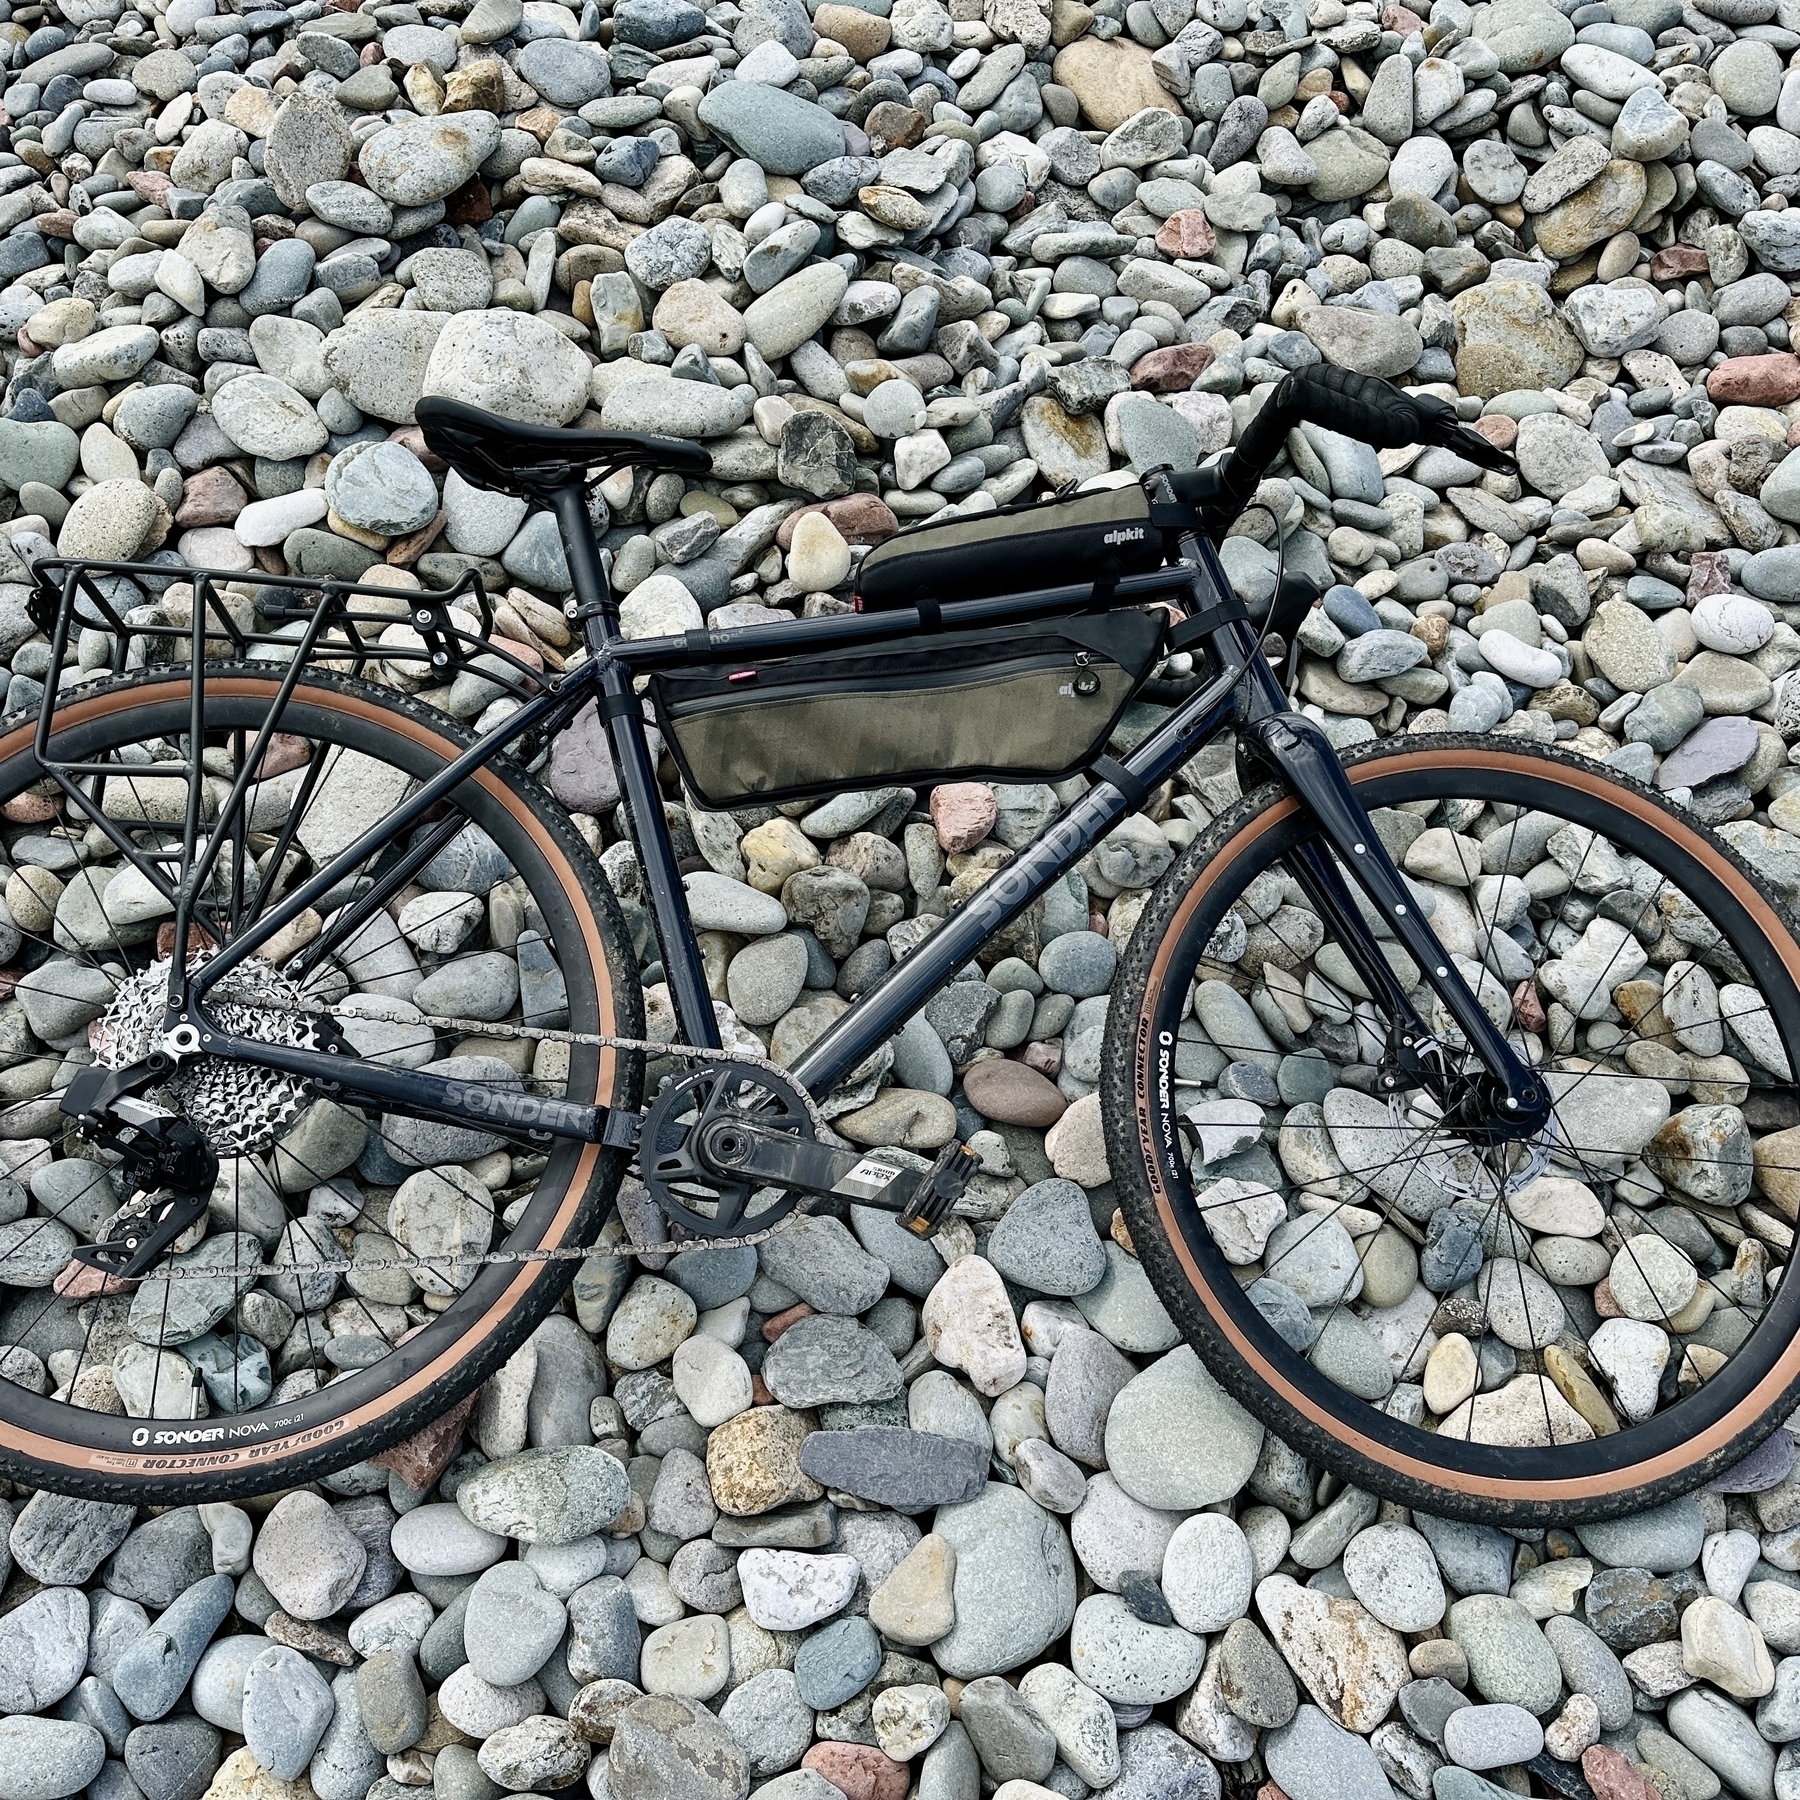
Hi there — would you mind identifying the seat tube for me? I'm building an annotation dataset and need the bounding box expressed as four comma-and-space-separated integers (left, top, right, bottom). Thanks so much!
550, 482, 721, 1052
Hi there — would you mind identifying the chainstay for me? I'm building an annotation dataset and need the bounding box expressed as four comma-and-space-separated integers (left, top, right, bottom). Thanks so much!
84, 993, 836, 1278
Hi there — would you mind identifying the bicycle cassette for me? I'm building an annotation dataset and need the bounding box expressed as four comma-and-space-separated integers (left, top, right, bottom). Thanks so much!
91, 955, 321, 1156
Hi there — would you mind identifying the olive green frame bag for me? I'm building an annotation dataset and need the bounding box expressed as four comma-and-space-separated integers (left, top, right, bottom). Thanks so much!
648, 610, 1167, 810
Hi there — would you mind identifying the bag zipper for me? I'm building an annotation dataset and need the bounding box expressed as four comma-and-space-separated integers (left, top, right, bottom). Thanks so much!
661, 645, 1123, 718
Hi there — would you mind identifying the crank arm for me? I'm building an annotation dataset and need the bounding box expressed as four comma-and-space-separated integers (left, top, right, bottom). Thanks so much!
696, 1117, 977, 1236
74, 1186, 210, 1279
1246, 711, 1550, 1138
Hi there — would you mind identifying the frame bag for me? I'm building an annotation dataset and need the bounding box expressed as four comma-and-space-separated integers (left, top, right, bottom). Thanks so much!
649, 611, 1167, 809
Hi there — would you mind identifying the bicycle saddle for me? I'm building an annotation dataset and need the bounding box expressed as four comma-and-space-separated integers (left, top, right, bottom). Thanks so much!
416, 395, 712, 500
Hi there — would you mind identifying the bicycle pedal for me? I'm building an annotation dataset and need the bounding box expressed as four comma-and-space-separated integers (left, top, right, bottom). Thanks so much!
899, 1142, 978, 1237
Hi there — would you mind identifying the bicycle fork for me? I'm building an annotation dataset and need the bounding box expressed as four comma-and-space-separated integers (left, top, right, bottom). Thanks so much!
1240, 698, 1551, 1140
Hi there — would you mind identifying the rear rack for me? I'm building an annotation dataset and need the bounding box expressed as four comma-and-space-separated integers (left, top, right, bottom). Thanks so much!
26, 554, 556, 711
20, 553, 567, 971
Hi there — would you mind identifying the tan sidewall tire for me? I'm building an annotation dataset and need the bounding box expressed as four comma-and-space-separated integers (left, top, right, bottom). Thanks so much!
1103, 735, 1800, 1524
0, 667, 642, 1500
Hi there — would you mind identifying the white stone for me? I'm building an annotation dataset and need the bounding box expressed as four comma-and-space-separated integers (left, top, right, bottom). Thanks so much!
736, 1549, 860, 1631
923, 1254, 1028, 1396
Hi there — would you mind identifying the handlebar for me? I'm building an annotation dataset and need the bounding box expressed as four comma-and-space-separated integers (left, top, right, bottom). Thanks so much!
1165, 366, 1516, 544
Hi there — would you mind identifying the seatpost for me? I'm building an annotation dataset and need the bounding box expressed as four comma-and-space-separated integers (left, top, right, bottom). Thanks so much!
549, 480, 723, 1054
551, 480, 618, 654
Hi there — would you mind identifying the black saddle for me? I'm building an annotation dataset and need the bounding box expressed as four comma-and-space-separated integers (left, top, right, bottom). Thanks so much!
415, 395, 711, 501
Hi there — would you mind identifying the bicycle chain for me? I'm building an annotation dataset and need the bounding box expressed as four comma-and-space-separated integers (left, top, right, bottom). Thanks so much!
81, 996, 841, 1282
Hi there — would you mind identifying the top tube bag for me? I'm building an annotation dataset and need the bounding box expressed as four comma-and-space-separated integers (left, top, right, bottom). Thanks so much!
647, 610, 1167, 810
854, 484, 1164, 611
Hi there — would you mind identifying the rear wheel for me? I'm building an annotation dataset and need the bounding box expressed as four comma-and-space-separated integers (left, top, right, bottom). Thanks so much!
1104, 734, 1800, 1523
0, 666, 641, 1501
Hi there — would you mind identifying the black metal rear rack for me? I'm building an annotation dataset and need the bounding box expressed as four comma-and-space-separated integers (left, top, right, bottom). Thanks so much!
19, 553, 567, 970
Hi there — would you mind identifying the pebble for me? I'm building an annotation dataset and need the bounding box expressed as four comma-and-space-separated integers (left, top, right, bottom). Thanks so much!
251, 1495, 366, 1622
455, 1446, 630, 1544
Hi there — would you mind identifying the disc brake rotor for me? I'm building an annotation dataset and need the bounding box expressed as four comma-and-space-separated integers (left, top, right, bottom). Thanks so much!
1392, 1093, 1554, 1209
641, 1061, 815, 1240
92, 954, 319, 1156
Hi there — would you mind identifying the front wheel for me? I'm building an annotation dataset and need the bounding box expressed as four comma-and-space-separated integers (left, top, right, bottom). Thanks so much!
1104, 733, 1800, 1524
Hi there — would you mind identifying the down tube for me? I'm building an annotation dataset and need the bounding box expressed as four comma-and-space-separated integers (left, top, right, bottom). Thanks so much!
787, 676, 1243, 1097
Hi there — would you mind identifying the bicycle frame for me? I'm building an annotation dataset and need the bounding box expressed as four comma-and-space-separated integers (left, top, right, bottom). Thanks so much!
54, 475, 1552, 1151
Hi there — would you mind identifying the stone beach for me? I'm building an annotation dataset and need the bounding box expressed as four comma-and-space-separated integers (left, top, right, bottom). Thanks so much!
16, 0, 1800, 1791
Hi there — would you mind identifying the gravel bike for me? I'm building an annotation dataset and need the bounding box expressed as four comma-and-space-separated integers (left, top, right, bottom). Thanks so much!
7, 366, 1799, 1524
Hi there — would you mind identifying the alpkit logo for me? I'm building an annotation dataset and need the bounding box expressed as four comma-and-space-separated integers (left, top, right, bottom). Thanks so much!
1102, 526, 1146, 546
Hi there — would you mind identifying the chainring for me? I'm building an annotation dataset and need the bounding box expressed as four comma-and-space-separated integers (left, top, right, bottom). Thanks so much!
92, 954, 320, 1156
640, 1060, 815, 1240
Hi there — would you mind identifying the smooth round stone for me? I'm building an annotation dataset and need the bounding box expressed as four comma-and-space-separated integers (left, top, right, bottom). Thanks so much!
862, 379, 927, 440
1608, 1234, 1699, 1321
190, 1637, 265, 1735
438, 1665, 547, 1739
985, 1179, 1107, 1297
456, 1446, 632, 1544
360, 110, 502, 206
671, 1334, 754, 1428
306, 181, 394, 234
1446, 1595, 1563, 1713
1342, 1525, 1446, 1632
390, 1504, 510, 1576
1068, 1594, 1205, 1705
1038, 930, 1118, 998
0, 1585, 86, 1715
1578, 1497, 1706, 1574
251, 1493, 367, 1622
1161, 1513, 1254, 1633
738, 1549, 860, 1631
794, 1614, 882, 1709
324, 439, 439, 536
463, 1562, 567, 1687
1442, 1703, 1544, 1771
608, 1273, 701, 1370
242, 1646, 335, 1781
1106, 1347, 1264, 1511
0, 1719, 106, 1800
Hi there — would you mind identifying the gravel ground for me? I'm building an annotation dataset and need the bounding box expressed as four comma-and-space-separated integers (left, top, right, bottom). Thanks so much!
12, 0, 1800, 1795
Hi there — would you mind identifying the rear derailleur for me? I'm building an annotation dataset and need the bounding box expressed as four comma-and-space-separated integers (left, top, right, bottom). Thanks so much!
60, 1060, 221, 1280
635, 1059, 976, 1242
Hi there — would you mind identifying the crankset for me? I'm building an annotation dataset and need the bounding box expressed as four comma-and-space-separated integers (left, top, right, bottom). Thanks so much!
640, 1059, 975, 1241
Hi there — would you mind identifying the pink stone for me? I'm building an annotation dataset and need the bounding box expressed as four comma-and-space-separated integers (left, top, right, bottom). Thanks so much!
929, 782, 997, 853
1688, 549, 1733, 603
962, 1059, 1067, 1128
53, 1260, 135, 1299
1130, 342, 1216, 393
1706, 353, 1800, 406
1582, 1747, 1662, 1800
801, 1743, 908, 1800
174, 467, 248, 529
1154, 209, 1215, 259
